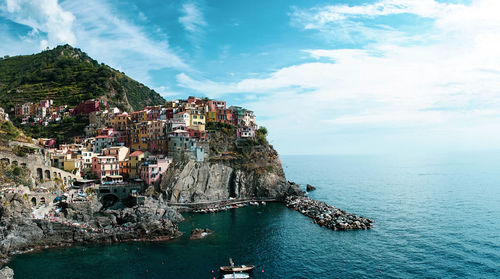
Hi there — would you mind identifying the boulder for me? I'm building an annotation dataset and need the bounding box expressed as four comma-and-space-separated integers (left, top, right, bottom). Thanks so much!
189, 228, 213, 239
0, 266, 14, 279
306, 184, 316, 191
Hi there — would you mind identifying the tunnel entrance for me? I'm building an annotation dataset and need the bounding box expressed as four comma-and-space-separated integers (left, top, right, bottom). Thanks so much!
101, 194, 119, 208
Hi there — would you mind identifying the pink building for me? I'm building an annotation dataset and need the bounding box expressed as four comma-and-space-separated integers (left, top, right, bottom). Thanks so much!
91, 156, 120, 182
207, 100, 226, 111
39, 138, 57, 149
139, 157, 172, 185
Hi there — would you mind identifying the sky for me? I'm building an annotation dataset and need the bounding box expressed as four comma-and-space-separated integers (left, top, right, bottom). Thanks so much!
1, 0, 500, 155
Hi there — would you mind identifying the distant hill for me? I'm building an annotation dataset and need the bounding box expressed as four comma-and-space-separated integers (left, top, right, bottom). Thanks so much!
0, 44, 165, 112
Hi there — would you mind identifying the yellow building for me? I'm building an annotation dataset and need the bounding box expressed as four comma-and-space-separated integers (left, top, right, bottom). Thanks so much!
206, 111, 217, 123
109, 113, 130, 131
189, 110, 206, 131
129, 150, 146, 178
131, 122, 148, 151
63, 158, 82, 174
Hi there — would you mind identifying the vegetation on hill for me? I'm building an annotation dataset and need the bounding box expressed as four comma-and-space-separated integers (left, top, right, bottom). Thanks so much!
11, 116, 88, 144
0, 120, 31, 146
0, 44, 165, 111
0, 162, 32, 187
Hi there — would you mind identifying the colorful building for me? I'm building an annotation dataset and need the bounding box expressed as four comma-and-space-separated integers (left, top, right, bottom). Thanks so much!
236, 127, 256, 138
129, 150, 146, 178
91, 156, 120, 182
72, 99, 107, 115
139, 156, 172, 185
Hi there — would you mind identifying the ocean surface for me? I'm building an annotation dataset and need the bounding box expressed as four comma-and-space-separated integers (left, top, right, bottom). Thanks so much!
9, 154, 500, 278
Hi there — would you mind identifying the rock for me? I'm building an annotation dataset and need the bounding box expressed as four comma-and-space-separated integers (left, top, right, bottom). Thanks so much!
284, 196, 373, 231
0, 192, 183, 260
0, 266, 14, 279
306, 184, 316, 191
160, 142, 304, 203
190, 228, 213, 239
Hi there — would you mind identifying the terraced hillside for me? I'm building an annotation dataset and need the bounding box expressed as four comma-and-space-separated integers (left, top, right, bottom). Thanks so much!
0, 44, 165, 111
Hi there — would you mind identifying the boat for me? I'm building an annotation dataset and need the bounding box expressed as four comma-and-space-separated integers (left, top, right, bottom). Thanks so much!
222, 273, 250, 279
220, 266, 255, 274
220, 258, 255, 274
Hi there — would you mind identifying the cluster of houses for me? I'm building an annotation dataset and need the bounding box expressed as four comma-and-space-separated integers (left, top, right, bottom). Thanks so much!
14, 99, 69, 125
22, 96, 258, 186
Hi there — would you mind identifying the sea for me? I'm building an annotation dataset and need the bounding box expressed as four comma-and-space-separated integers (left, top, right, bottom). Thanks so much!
8, 154, 500, 278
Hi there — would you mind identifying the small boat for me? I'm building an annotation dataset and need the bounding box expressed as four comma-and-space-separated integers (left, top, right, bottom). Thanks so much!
220, 258, 255, 274
222, 273, 250, 279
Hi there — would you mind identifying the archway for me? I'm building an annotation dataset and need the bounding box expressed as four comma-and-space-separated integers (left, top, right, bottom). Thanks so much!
101, 194, 119, 208
0, 158, 9, 165
44, 170, 51, 180
40, 197, 46, 205
12, 161, 18, 166
20, 163, 27, 168
31, 197, 37, 206
37, 168, 43, 180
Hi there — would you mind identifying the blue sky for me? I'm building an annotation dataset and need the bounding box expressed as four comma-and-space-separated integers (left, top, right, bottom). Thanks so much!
1, 0, 500, 155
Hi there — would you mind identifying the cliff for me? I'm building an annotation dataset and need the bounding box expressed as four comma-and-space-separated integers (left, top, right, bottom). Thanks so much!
0, 44, 165, 112
159, 127, 302, 203
0, 193, 182, 260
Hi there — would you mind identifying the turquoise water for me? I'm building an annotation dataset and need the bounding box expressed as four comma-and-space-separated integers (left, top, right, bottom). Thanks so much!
9, 154, 500, 278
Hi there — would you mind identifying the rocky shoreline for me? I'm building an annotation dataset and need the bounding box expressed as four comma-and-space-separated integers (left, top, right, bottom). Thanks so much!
285, 196, 373, 231
0, 193, 183, 266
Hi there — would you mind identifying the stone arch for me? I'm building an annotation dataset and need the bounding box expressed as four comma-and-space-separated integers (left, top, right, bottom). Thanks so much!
58, 173, 62, 178
12, 161, 18, 166
31, 197, 37, 206
37, 168, 43, 180
0, 158, 9, 165
20, 163, 27, 168
40, 197, 46, 205
101, 194, 119, 208
44, 170, 51, 180
53, 172, 57, 179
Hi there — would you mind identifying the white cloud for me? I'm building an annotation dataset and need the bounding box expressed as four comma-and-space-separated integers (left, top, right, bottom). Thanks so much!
1, 0, 76, 48
178, 0, 500, 154
290, 0, 466, 43
179, 2, 206, 34
0, 0, 188, 84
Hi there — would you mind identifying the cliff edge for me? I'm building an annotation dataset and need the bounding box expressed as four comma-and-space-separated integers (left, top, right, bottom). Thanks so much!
159, 126, 302, 203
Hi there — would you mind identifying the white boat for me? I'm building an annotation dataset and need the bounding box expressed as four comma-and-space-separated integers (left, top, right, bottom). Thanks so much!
222, 273, 250, 279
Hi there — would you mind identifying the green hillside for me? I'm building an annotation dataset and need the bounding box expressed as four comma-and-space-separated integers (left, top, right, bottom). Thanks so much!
0, 44, 165, 111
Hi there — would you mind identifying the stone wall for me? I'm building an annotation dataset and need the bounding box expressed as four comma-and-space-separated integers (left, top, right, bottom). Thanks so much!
0, 151, 78, 186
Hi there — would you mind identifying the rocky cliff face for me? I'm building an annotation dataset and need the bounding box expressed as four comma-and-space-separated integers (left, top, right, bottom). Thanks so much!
160, 133, 302, 203
0, 193, 182, 260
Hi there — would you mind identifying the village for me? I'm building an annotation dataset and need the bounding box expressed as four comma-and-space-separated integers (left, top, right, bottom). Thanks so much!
0, 96, 259, 210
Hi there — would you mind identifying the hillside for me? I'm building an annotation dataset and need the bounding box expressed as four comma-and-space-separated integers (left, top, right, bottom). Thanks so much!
0, 45, 165, 111
0, 120, 31, 147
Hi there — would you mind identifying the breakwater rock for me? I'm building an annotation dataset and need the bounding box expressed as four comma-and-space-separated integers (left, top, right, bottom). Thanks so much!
285, 196, 373, 231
